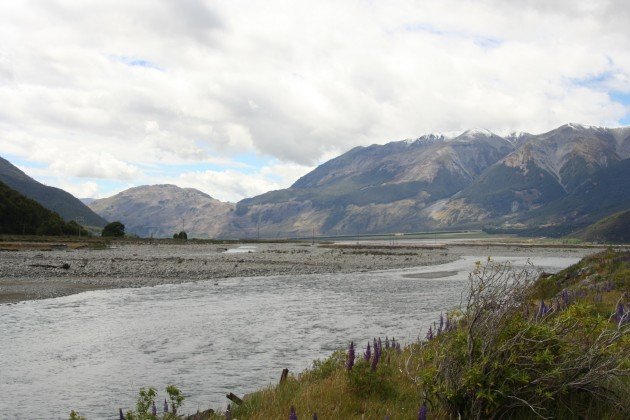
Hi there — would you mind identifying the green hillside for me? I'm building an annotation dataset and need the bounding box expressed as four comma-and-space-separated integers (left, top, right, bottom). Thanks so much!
0, 180, 88, 236
574, 210, 630, 244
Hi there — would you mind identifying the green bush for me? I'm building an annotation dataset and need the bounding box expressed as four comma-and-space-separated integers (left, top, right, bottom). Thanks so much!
102, 221, 125, 237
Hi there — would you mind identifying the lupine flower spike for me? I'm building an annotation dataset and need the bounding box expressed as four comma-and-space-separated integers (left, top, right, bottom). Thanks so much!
385, 336, 390, 349
418, 402, 428, 420
438, 312, 444, 334
164, 399, 169, 413
538, 299, 549, 318
119, 408, 124, 420
289, 405, 298, 420
426, 325, 434, 340
152, 401, 157, 416
346, 341, 355, 371
371, 346, 380, 371
364, 342, 371, 361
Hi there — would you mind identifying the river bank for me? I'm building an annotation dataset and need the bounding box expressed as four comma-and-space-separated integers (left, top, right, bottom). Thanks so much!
0, 243, 598, 303
0, 241, 604, 304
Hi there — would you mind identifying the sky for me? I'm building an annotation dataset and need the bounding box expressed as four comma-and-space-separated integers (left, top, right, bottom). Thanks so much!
1, 0, 629, 202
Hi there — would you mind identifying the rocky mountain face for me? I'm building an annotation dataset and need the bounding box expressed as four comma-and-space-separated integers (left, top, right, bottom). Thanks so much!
88, 184, 234, 238
222, 129, 516, 237
0, 156, 107, 227
438, 124, 630, 228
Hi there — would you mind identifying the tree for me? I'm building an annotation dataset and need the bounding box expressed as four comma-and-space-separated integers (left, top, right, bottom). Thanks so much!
173, 231, 187, 240
102, 221, 125, 237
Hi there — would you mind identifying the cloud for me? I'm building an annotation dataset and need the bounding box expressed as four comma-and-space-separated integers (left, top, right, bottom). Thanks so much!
174, 161, 315, 202
0, 0, 629, 201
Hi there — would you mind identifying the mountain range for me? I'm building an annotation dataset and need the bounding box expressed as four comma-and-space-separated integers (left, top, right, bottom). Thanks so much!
2, 123, 628, 239
214, 123, 630, 238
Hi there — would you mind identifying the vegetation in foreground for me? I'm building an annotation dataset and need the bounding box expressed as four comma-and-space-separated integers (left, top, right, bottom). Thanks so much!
71, 250, 629, 419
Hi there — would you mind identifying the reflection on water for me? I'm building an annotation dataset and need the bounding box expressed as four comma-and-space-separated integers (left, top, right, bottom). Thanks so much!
223, 245, 258, 254
0, 255, 579, 419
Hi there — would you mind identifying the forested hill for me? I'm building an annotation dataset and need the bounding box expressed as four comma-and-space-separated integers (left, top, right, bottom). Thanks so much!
0, 156, 107, 227
0, 180, 87, 236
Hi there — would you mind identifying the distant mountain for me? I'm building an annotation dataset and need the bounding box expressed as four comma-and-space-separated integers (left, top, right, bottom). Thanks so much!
438, 124, 630, 228
0, 180, 88, 236
220, 124, 630, 238
0, 156, 108, 227
88, 184, 234, 238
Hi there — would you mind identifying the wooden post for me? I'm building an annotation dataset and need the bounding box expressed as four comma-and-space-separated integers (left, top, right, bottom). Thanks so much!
226, 392, 243, 405
279, 368, 289, 385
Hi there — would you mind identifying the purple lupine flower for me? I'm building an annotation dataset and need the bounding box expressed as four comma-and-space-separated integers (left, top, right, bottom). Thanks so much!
445, 315, 451, 331
426, 325, 434, 340
385, 336, 390, 349
395, 342, 402, 353
373, 337, 378, 354
119, 408, 124, 420
225, 403, 231, 420
371, 347, 380, 371
364, 342, 371, 361
438, 312, 444, 334
289, 405, 298, 420
164, 399, 169, 413
378, 337, 382, 353
537, 299, 549, 318
418, 403, 428, 420
346, 341, 355, 371
152, 401, 157, 416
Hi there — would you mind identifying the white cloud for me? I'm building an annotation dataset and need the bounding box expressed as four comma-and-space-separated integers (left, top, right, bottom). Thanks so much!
0, 0, 629, 201
174, 161, 314, 202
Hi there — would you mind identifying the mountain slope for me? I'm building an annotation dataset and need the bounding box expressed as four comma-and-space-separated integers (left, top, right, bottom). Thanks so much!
223, 130, 515, 237
0, 180, 87, 235
0, 156, 107, 227
573, 210, 630, 243
88, 184, 234, 238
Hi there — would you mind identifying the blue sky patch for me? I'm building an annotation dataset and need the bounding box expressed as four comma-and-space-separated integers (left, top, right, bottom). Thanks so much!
112, 55, 165, 71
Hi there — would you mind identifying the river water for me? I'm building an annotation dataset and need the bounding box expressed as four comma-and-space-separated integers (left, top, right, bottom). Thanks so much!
0, 255, 578, 419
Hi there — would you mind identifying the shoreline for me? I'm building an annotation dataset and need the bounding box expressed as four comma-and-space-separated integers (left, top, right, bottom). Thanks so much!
0, 241, 605, 304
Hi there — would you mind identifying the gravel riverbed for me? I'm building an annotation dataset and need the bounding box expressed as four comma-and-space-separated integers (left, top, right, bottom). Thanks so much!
0, 241, 602, 304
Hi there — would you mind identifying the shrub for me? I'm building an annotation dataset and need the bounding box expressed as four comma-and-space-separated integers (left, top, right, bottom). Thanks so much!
414, 259, 629, 419
102, 221, 125, 237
